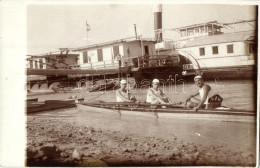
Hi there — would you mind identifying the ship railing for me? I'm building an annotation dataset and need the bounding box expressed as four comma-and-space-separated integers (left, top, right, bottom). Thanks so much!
75, 55, 180, 70
78, 60, 127, 70
130, 55, 180, 68
87, 61, 119, 69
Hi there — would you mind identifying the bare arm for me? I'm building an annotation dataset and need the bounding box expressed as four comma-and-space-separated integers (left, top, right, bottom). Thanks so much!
186, 92, 199, 102
128, 92, 137, 102
148, 89, 168, 104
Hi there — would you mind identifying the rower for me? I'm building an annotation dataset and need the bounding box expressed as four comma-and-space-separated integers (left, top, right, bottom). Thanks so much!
116, 79, 137, 102
146, 79, 172, 104
186, 76, 221, 111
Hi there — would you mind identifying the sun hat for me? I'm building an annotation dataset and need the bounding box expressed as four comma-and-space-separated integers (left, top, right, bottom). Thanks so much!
120, 79, 127, 84
152, 79, 160, 83
194, 75, 203, 81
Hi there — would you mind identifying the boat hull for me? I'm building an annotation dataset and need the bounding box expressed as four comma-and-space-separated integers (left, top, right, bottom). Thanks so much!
77, 103, 255, 122
52, 87, 89, 93
27, 100, 77, 113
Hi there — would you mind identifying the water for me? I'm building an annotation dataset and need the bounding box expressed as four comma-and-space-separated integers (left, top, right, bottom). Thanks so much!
75, 109, 256, 152
28, 80, 256, 152
29, 79, 256, 110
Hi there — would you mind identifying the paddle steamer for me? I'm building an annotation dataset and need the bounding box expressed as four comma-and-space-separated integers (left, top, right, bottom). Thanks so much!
26, 5, 256, 90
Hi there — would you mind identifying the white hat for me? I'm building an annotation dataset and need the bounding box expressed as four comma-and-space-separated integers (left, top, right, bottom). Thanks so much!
120, 79, 127, 84
194, 75, 203, 81
152, 79, 160, 83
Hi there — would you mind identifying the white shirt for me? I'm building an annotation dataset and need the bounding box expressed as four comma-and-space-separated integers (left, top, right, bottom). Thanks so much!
146, 88, 165, 104
116, 89, 131, 102
199, 84, 213, 104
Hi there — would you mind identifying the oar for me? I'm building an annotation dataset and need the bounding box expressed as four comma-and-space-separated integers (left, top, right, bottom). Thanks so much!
86, 92, 107, 101
82, 101, 185, 108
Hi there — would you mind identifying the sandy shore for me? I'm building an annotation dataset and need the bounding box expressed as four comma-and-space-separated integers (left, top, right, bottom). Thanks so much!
27, 115, 256, 167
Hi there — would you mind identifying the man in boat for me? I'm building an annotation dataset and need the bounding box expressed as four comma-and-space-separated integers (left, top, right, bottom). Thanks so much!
116, 79, 137, 102
186, 76, 221, 112
146, 79, 172, 104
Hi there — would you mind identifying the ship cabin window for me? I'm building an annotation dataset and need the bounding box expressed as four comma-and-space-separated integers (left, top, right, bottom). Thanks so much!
212, 46, 218, 54
29, 60, 33, 69
205, 26, 208, 33
180, 30, 186, 37
144, 46, 149, 55
97, 49, 103, 62
249, 43, 255, 54
194, 28, 200, 34
212, 26, 216, 33
187, 28, 194, 36
83, 51, 88, 63
34, 60, 38, 69
208, 26, 212, 34
113, 45, 120, 59
200, 26, 205, 33
39, 59, 43, 69
199, 48, 205, 56
227, 44, 234, 53
57, 56, 64, 63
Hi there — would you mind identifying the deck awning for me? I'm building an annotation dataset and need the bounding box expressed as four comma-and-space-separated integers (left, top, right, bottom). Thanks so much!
182, 31, 255, 48
27, 75, 47, 81
27, 67, 130, 76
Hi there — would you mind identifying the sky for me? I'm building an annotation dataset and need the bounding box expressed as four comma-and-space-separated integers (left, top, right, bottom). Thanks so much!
27, 4, 257, 55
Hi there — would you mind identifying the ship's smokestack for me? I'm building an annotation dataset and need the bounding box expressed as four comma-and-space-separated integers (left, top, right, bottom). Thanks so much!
153, 4, 162, 42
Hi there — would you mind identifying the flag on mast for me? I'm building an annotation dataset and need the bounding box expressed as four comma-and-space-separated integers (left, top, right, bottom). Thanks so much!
86, 20, 91, 31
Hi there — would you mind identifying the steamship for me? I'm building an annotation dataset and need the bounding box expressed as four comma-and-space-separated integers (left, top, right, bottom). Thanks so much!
131, 5, 256, 84
26, 5, 256, 91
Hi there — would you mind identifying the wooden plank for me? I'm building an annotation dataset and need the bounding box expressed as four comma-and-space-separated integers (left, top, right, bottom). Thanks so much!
27, 67, 129, 76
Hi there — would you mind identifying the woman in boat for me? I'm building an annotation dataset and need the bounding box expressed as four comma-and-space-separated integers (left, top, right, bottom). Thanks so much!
146, 79, 172, 104
116, 79, 137, 102
186, 76, 220, 111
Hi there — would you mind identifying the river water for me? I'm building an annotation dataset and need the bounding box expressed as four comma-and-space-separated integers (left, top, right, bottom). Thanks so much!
28, 79, 257, 153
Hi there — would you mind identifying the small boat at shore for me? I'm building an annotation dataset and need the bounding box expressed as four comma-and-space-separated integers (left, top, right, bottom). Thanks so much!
26, 98, 38, 102
90, 81, 115, 92
27, 97, 84, 113
52, 87, 89, 93
27, 89, 55, 96
51, 80, 115, 93
77, 101, 255, 122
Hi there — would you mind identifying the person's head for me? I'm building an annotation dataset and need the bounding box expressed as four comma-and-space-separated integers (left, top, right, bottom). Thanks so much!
194, 76, 204, 88
120, 79, 127, 89
152, 79, 160, 89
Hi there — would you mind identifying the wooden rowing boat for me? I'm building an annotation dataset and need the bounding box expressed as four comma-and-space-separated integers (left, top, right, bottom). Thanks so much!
51, 81, 115, 93
90, 81, 115, 92
27, 90, 55, 96
27, 98, 84, 113
77, 102, 255, 122
26, 98, 38, 102
52, 87, 89, 93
